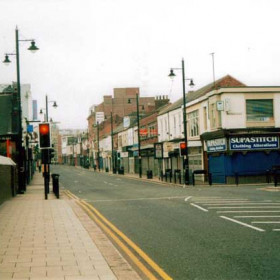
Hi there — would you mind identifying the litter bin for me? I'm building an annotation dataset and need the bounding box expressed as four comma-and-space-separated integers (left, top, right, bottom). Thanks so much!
51, 174, 60, 198
147, 170, 153, 179
118, 166, 124, 175
105, 167, 109, 172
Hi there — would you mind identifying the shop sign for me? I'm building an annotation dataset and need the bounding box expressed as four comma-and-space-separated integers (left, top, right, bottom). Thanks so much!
96, 112, 104, 124
229, 136, 279, 150
140, 128, 148, 136
207, 138, 227, 152
154, 143, 163, 159
120, 152, 128, 158
0, 136, 12, 140
163, 142, 173, 153
123, 116, 130, 128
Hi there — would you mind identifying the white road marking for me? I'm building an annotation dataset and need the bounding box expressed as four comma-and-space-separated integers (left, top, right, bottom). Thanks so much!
192, 198, 243, 201
252, 221, 280, 224
184, 196, 192, 202
88, 196, 188, 203
234, 216, 280, 218
209, 206, 280, 209
193, 199, 248, 203
218, 210, 280, 213
272, 229, 280, 231
203, 203, 280, 206
220, 216, 265, 232
190, 203, 208, 212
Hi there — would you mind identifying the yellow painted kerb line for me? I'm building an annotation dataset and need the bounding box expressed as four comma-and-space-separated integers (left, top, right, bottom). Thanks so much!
66, 190, 172, 280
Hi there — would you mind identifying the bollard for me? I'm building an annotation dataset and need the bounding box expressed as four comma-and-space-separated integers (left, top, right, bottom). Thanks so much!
208, 173, 212, 186
51, 174, 60, 199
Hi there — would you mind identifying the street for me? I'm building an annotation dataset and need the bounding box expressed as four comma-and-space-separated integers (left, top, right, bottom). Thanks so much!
53, 165, 280, 280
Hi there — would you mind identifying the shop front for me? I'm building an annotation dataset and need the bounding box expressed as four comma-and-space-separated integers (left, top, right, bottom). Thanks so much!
206, 134, 280, 184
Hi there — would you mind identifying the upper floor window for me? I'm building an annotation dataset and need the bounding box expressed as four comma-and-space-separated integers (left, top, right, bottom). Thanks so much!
148, 124, 157, 138
187, 110, 199, 137
246, 99, 273, 122
173, 116, 176, 137
210, 103, 216, 128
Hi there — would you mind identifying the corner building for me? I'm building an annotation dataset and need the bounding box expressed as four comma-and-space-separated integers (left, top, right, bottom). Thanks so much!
197, 81, 280, 184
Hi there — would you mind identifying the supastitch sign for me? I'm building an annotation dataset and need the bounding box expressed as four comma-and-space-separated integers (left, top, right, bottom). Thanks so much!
229, 136, 279, 150
207, 138, 227, 152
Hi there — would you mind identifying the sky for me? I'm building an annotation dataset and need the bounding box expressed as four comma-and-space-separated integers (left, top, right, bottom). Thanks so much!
0, 0, 280, 129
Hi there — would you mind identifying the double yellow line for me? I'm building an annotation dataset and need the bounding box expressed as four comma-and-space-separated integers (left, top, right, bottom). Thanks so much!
65, 190, 172, 280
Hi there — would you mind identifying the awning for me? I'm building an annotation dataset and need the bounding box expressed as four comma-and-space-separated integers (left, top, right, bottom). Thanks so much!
0, 155, 16, 166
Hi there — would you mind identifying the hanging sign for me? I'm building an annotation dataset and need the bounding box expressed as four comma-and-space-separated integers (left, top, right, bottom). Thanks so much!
154, 143, 163, 159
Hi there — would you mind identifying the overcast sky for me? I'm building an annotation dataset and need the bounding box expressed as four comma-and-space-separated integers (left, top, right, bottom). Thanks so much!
0, 0, 279, 129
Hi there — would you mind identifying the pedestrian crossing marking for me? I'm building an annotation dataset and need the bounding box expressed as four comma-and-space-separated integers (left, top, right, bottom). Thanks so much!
190, 196, 280, 232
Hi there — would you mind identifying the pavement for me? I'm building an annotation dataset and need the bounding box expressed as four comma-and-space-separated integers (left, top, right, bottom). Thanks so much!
0, 172, 142, 280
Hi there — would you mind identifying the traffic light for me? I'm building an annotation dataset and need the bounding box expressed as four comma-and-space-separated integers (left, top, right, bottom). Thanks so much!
180, 142, 187, 157
39, 123, 51, 149
49, 148, 55, 160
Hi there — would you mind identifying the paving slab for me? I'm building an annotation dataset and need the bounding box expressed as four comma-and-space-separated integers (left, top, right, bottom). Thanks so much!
0, 172, 141, 280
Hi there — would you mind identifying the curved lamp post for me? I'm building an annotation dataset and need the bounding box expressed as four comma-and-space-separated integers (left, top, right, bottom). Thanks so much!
3, 27, 39, 194
168, 58, 194, 186
40, 95, 57, 122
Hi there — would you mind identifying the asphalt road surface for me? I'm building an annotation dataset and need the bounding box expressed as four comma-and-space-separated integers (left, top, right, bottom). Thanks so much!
52, 165, 280, 280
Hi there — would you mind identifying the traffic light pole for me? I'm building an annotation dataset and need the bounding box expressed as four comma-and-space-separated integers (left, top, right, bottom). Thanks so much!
181, 59, 189, 185
39, 123, 51, 199
42, 149, 48, 200
45, 95, 50, 195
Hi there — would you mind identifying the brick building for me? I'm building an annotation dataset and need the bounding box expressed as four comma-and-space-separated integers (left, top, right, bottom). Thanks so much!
87, 88, 156, 167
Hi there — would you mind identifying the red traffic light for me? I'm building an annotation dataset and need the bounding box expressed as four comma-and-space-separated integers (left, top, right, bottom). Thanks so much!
39, 123, 51, 148
39, 123, 50, 135
180, 142, 187, 156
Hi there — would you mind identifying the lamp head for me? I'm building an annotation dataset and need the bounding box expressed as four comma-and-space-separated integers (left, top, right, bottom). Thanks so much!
28, 41, 39, 53
53, 101, 58, 108
3, 55, 11, 65
189, 79, 195, 87
168, 69, 176, 79
39, 109, 43, 114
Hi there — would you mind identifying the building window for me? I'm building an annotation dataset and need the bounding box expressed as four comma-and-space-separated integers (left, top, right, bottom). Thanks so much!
179, 114, 182, 136
246, 99, 273, 122
148, 124, 157, 138
203, 107, 207, 130
187, 110, 199, 137
210, 103, 216, 128
173, 116, 176, 137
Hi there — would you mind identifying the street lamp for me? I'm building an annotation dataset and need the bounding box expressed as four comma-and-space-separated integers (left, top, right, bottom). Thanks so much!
127, 94, 142, 178
136, 94, 142, 178
169, 58, 194, 185
40, 95, 57, 122
110, 112, 117, 174
39, 95, 57, 195
3, 27, 39, 194
97, 122, 100, 171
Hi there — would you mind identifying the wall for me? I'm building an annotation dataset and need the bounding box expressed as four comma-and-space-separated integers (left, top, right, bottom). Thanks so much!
221, 93, 245, 129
